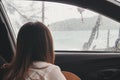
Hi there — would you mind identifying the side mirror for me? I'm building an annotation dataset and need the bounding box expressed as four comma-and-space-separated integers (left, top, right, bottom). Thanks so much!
115, 38, 120, 50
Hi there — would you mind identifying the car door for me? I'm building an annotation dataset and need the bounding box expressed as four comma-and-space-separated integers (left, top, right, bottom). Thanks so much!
1, 0, 120, 80
0, 1, 15, 63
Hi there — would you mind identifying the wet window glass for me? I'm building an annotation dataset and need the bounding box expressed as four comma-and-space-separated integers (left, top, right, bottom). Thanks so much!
2, 0, 120, 51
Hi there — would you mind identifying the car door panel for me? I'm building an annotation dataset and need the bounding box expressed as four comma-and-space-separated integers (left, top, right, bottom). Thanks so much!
55, 52, 120, 80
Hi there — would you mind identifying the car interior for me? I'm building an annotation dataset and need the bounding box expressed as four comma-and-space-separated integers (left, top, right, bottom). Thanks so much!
0, 0, 120, 80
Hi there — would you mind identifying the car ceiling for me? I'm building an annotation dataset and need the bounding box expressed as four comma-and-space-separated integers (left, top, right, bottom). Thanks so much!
30, 0, 120, 22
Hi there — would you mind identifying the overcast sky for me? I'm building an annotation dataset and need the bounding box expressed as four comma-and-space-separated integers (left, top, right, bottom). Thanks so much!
9, 1, 98, 24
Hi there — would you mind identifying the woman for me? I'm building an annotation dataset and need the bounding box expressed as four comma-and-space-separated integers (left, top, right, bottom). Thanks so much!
3, 22, 66, 80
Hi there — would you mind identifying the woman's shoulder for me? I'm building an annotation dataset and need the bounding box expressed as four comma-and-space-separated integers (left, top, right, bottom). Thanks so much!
30, 61, 59, 69
26, 62, 62, 80
29, 61, 60, 73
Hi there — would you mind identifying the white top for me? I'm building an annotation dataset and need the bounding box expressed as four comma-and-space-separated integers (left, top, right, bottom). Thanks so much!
25, 61, 66, 80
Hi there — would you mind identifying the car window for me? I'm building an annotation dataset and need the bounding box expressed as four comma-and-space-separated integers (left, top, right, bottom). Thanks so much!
2, 0, 120, 51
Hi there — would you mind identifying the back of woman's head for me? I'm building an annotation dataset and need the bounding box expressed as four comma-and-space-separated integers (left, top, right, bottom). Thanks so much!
17, 22, 54, 63
4, 22, 54, 80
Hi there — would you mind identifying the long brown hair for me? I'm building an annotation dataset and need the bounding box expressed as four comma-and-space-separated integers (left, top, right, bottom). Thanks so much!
4, 22, 54, 80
